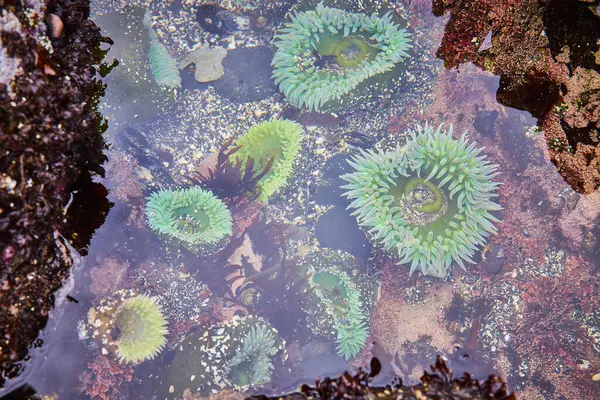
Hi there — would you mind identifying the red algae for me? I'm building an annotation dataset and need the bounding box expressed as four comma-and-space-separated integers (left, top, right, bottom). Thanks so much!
433, 0, 600, 193
78, 355, 133, 400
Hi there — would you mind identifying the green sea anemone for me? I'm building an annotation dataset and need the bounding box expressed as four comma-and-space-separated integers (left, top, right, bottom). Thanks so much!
271, 4, 412, 111
226, 323, 279, 386
85, 289, 168, 365
162, 315, 285, 398
229, 119, 303, 202
146, 186, 233, 246
144, 9, 182, 89
299, 250, 377, 360
341, 124, 502, 278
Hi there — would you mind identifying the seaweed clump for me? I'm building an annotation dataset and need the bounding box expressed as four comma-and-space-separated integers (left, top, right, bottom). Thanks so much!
188, 137, 273, 203
161, 315, 285, 398
0, 0, 112, 379
249, 356, 516, 400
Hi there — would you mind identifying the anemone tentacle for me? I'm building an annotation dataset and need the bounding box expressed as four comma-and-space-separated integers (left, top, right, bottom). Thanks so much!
146, 186, 233, 245
341, 124, 502, 278
85, 289, 168, 365
299, 250, 377, 360
230, 119, 303, 202
272, 4, 412, 111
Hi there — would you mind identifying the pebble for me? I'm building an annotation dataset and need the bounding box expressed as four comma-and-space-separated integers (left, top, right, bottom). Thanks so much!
47, 13, 63, 39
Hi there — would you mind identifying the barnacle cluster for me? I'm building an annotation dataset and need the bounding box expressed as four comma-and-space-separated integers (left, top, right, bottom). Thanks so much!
299, 249, 377, 360
230, 119, 304, 202
342, 124, 501, 278
272, 4, 412, 111
85, 289, 168, 364
163, 315, 285, 398
146, 186, 233, 249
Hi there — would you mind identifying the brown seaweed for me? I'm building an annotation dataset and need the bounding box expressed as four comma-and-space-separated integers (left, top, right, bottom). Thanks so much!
188, 137, 273, 203
248, 356, 516, 400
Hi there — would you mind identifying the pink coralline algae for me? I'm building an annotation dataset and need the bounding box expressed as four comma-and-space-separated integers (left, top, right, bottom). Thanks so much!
89, 257, 130, 297
433, 0, 600, 193
101, 150, 144, 202
78, 355, 134, 400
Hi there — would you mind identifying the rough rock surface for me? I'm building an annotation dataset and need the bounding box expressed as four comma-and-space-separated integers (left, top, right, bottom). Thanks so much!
0, 0, 110, 384
433, 0, 600, 193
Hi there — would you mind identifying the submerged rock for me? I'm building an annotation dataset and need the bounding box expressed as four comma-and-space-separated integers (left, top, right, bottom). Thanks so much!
179, 46, 228, 83
315, 207, 371, 260
212, 46, 278, 102
0, 0, 111, 381
196, 4, 249, 34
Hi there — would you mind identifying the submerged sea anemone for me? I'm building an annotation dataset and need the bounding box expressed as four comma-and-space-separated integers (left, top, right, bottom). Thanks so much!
143, 10, 181, 89
272, 4, 412, 111
342, 124, 501, 278
85, 289, 168, 364
230, 119, 303, 202
299, 250, 377, 360
146, 186, 233, 246
162, 315, 285, 398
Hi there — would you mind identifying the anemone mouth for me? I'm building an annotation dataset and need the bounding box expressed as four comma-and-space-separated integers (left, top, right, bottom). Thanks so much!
271, 4, 412, 111
229, 362, 252, 386
230, 119, 303, 202
146, 186, 233, 245
341, 124, 502, 278
172, 205, 211, 235
390, 176, 451, 227
312, 271, 350, 317
333, 37, 371, 68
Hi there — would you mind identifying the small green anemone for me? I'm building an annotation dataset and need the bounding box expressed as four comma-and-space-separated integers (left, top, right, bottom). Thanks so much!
163, 315, 285, 398
146, 186, 233, 245
85, 289, 168, 365
229, 119, 303, 202
299, 250, 377, 360
272, 4, 412, 111
114, 295, 169, 364
341, 124, 502, 278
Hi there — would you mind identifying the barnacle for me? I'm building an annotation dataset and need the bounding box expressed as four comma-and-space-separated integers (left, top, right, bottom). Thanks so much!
163, 315, 285, 397
146, 186, 233, 246
299, 249, 377, 360
85, 289, 168, 365
271, 4, 412, 111
229, 119, 303, 202
342, 124, 502, 278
